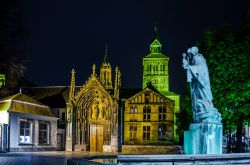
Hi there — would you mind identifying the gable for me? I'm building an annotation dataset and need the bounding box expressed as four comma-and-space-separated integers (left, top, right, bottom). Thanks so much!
151, 39, 161, 46
126, 87, 173, 105
75, 74, 114, 107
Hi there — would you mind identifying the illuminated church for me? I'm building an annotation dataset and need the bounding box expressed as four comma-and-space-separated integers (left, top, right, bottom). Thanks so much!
65, 47, 121, 152
0, 28, 179, 153
121, 28, 180, 152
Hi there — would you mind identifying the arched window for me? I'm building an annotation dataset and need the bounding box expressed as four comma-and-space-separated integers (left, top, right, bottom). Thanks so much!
130, 106, 138, 114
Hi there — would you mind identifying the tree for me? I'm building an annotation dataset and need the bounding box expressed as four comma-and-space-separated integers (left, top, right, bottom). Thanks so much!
196, 12, 250, 152
0, 0, 31, 97
176, 83, 192, 145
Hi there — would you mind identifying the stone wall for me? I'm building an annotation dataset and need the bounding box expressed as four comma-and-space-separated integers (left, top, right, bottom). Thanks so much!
122, 145, 176, 154
103, 145, 118, 152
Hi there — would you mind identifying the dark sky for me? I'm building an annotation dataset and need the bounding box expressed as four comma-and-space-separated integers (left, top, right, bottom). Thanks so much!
21, 0, 249, 95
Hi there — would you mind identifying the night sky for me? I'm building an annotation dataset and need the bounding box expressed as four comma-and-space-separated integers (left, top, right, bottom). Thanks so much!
21, 0, 249, 95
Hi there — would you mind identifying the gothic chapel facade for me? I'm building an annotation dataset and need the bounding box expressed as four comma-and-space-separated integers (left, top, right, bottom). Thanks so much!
66, 49, 121, 152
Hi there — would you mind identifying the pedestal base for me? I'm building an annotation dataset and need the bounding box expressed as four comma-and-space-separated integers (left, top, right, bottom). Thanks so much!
66, 139, 73, 151
184, 123, 222, 154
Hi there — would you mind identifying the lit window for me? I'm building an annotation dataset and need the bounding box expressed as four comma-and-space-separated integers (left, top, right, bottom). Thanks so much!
130, 106, 138, 114
143, 126, 150, 140
39, 121, 49, 144
130, 106, 137, 121
19, 119, 32, 144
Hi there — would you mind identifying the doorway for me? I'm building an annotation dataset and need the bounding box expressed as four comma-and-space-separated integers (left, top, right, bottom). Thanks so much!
90, 125, 103, 152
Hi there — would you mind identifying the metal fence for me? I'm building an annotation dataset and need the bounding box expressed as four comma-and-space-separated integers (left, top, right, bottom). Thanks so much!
223, 135, 250, 153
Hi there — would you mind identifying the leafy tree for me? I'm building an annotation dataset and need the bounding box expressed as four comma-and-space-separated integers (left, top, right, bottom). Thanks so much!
195, 12, 250, 152
176, 83, 192, 145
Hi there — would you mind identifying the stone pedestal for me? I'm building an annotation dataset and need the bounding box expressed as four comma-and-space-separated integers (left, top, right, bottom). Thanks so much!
74, 144, 87, 151
66, 138, 73, 151
184, 123, 222, 154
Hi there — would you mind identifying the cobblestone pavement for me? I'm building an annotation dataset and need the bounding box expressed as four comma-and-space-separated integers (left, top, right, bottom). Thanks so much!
0, 151, 117, 165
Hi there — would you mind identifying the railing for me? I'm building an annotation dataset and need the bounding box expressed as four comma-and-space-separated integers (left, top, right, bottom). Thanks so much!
223, 136, 250, 153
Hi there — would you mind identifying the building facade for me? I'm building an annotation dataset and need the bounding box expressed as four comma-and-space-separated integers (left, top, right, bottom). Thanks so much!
124, 86, 174, 145
0, 29, 180, 153
123, 28, 180, 146
66, 50, 121, 152
0, 93, 58, 152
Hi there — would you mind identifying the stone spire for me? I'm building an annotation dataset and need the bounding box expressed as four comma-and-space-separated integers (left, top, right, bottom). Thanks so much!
103, 44, 109, 65
153, 25, 160, 41
69, 68, 75, 103
100, 45, 113, 89
92, 64, 96, 75
114, 66, 121, 100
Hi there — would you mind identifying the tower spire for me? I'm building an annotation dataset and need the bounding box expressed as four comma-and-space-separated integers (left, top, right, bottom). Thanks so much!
69, 68, 75, 103
153, 24, 160, 42
100, 45, 113, 89
150, 26, 162, 53
103, 44, 109, 64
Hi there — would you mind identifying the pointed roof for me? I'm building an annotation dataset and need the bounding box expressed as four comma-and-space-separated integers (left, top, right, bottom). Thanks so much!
0, 93, 55, 117
145, 26, 167, 58
151, 26, 160, 43
76, 73, 114, 104
103, 45, 110, 65
124, 83, 174, 104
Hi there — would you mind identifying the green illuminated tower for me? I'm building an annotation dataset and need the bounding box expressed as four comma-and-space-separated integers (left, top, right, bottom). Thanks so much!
143, 28, 180, 142
142, 27, 169, 94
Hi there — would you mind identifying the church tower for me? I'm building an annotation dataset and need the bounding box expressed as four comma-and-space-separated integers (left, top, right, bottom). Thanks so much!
100, 45, 113, 89
142, 27, 169, 95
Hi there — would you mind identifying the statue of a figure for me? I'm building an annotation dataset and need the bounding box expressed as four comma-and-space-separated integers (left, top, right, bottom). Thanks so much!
91, 101, 98, 119
67, 107, 72, 122
182, 46, 221, 123
112, 108, 118, 136
98, 104, 103, 119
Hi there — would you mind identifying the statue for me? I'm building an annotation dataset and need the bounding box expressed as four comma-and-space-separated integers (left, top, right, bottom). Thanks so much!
67, 107, 72, 122
183, 46, 223, 154
182, 47, 221, 123
91, 101, 98, 119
